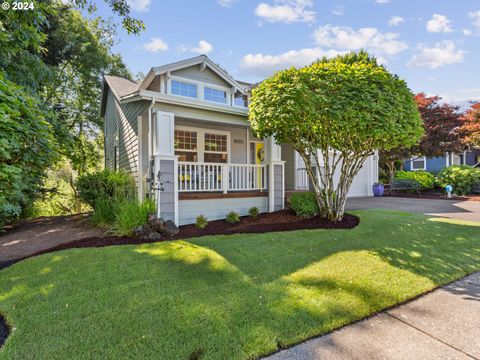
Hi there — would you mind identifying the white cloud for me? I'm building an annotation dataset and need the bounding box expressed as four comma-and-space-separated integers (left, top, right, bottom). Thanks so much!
240, 47, 344, 77
426, 14, 453, 33
313, 25, 408, 55
407, 41, 465, 69
463, 28, 473, 36
254, 0, 315, 24
469, 11, 480, 28
388, 16, 405, 27
217, 0, 236, 7
127, 0, 150, 12
376, 0, 390, 4
191, 40, 213, 54
331, 5, 344, 16
439, 88, 480, 107
178, 40, 213, 54
143, 37, 168, 52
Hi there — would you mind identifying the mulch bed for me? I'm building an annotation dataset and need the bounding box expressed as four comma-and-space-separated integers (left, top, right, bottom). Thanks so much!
0, 210, 358, 271
387, 191, 480, 201
0, 314, 9, 348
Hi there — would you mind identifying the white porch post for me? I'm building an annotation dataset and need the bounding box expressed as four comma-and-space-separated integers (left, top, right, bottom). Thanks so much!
154, 111, 179, 225
222, 164, 229, 194
266, 137, 285, 213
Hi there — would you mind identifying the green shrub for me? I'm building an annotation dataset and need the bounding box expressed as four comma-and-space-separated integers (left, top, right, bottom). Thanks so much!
248, 207, 260, 218
195, 215, 208, 229
394, 170, 435, 189
225, 211, 240, 224
76, 170, 136, 208
290, 192, 319, 218
436, 165, 480, 195
112, 199, 156, 236
91, 198, 118, 226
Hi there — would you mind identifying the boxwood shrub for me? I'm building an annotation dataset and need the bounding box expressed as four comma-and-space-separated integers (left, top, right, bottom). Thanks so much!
436, 165, 480, 195
290, 192, 319, 218
394, 170, 435, 189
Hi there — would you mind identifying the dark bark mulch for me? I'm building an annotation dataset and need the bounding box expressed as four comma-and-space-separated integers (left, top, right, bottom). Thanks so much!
0, 314, 9, 348
4, 211, 358, 268
388, 191, 480, 201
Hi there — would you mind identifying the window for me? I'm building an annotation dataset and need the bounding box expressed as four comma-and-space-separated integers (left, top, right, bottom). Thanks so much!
171, 80, 197, 98
174, 130, 198, 162
411, 156, 426, 171
234, 92, 248, 107
204, 87, 227, 104
204, 132, 228, 163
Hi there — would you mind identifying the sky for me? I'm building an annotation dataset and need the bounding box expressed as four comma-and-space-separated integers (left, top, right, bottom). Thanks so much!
94, 0, 480, 106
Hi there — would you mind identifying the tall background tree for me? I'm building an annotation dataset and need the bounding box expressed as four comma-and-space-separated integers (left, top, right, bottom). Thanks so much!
0, 0, 141, 225
249, 52, 423, 221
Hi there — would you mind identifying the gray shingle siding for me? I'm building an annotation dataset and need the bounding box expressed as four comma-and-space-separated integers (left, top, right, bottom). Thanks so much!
104, 88, 149, 179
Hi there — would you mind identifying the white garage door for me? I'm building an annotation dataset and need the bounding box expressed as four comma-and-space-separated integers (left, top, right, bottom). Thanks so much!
348, 162, 370, 197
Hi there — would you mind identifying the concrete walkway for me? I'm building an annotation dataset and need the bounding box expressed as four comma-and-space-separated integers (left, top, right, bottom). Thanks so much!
266, 273, 480, 360
346, 197, 480, 222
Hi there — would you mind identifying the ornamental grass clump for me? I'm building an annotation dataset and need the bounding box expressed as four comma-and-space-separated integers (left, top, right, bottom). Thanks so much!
225, 211, 240, 224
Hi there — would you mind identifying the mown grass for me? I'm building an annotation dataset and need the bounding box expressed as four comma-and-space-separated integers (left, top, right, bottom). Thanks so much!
0, 209, 479, 359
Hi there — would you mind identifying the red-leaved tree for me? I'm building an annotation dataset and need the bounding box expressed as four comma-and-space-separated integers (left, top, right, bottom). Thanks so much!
413, 93, 466, 157
462, 102, 480, 148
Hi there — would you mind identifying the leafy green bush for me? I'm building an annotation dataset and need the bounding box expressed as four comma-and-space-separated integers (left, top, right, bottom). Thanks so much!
225, 211, 240, 224
76, 170, 136, 208
436, 165, 480, 195
290, 192, 319, 218
394, 170, 435, 189
249, 207, 260, 218
112, 199, 156, 236
0, 72, 57, 229
195, 215, 208, 229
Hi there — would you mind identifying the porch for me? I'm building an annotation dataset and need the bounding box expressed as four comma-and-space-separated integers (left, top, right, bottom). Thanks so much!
144, 110, 285, 225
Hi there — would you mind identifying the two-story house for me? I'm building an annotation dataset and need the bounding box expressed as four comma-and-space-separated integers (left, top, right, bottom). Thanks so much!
100, 55, 378, 225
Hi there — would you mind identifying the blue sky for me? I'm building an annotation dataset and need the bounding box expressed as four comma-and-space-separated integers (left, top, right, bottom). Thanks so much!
95, 0, 480, 105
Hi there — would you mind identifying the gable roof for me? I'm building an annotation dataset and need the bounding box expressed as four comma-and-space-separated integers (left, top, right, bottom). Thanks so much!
104, 75, 139, 99
139, 55, 248, 95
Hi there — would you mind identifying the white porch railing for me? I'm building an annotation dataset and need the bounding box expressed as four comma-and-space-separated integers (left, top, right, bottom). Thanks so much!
178, 162, 266, 193
296, 168, 309, 190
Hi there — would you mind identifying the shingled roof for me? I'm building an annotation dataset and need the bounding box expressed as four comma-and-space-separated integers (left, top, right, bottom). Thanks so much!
104, 75, 139, 99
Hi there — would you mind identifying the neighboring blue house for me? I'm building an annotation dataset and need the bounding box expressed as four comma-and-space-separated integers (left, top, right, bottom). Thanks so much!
404, 150, 480, 173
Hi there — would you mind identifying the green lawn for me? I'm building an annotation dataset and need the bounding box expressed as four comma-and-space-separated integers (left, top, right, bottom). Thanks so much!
0, 209, 479, 360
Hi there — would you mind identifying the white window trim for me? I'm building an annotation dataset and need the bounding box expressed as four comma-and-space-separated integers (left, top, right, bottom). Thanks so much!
410, 156, 426, 171
169, 77, 198, 100
175, 125, 230, 163
168, 75, 233, 106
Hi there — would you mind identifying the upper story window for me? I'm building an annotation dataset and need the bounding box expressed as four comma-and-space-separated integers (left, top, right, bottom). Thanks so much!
171, 80, 197, 98
234, 92, 248, 107
204, 87, 227, 104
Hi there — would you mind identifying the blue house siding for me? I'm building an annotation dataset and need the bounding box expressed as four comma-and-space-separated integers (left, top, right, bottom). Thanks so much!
403, 156, 446, 173
462, 150, 480, 166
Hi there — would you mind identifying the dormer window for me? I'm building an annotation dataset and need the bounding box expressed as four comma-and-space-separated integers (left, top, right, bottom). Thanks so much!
171, 80, 197, 98
234, 92, 248, 107
204, 87, 227, 104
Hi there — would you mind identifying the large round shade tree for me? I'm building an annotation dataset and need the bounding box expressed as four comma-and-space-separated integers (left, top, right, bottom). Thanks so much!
249, 52, 424, 221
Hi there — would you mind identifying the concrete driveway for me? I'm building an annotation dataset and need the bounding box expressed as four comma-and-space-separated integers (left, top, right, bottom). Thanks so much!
346, 197, 480, 222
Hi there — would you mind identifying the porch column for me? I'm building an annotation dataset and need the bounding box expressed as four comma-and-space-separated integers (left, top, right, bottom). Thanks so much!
265, 137, 285, 212
153, 111, 179, 225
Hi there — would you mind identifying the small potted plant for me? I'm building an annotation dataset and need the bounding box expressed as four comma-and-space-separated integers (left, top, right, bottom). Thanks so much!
372, 181, 385, 197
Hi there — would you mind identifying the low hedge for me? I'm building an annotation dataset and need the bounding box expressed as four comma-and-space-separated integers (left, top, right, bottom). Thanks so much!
436, 165, 480, 195
394, 170, 435, 189
290, 192, 319, 218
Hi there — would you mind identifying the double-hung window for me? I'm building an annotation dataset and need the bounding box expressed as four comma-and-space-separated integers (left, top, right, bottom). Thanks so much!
174, 130, 198, 162
204, 87, 227, 104
411, 156, 426, 171
171, 80, 197, 98
204, 132, 228, 163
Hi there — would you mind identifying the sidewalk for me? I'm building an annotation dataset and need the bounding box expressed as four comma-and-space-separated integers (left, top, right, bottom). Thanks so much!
266, 272, 480, 360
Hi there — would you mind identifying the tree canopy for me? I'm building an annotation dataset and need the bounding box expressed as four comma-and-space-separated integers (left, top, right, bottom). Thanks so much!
249, 51, 423, 221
